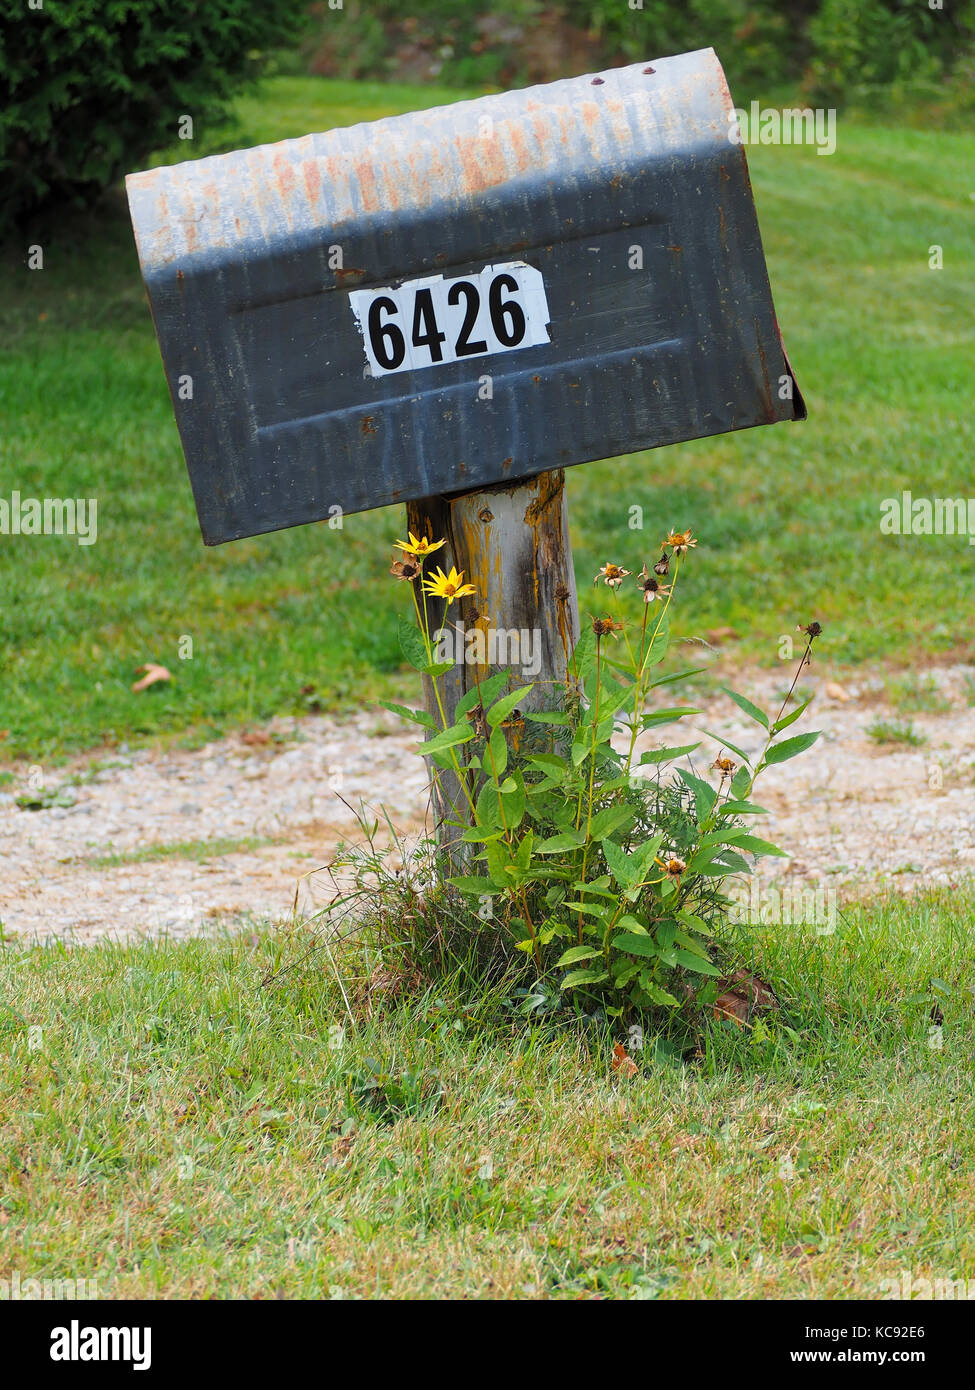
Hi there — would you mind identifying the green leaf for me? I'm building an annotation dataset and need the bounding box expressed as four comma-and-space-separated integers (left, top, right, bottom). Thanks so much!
423, 723, 475, 756
640, 706, 701, 728
639, 742, 702, 765
772, 696, 814, 734
589, 804, 634, 841
476, 779, 503, 830
676, 768, 718, 822
616, 914, 651, 935
378, 700, 437, 730
642, 614, 670, 668
535, 831, 586, 854
484, 838, 514, 887
560, 968, 610, 990
524, 709, 572, 726
487, 685, 534, 728
762, 731, 821, 766
527, 753, 566, 774
674, 930, 711, 960
397, 614, 430, 672
640, 981, 680, 1007
650, 666, 707, 690
486, 725, 508, 779
456, 672, 509, 718
513, 831, 534, 871
422, 660, 454, 678
673, 950, 722, 976
498, 768, 526, 828
448, 876, 494, 896
727, 834, 788, 858
602, 837, 636, 889
721, 687, 769, 728
564, 901, 613, 921
571, 737, 591, 767
699, 825, 756, 849
555, 945, 603, 967
612, 932, 658, 958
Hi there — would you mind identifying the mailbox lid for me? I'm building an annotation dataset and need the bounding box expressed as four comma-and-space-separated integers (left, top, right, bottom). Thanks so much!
127, 48, 803, 545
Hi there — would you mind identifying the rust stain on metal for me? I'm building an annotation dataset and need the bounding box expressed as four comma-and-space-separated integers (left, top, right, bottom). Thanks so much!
272, 149, 297, 220
360, 415, 377, 436
454, 131, 508, 196
508, 123, 533, 174
335, 266, 365, 281
354, 159, 381, 214
301, 157, 322, 209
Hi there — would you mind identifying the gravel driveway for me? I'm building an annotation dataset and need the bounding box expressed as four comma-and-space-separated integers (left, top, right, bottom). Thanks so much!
3, 666, 973, 943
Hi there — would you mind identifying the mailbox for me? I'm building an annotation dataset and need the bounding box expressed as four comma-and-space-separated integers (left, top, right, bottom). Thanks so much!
126, 47, 803, 546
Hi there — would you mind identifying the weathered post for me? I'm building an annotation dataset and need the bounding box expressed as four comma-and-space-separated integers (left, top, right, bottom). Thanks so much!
406, 469, 579, 845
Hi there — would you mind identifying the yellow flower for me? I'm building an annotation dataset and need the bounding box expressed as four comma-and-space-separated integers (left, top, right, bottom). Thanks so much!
421, 565, 477, 604
393, 532, 446, 557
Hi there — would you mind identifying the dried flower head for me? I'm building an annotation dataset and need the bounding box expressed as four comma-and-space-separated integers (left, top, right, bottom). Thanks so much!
653, 552, 670, 576
591, 616, 625, 640
554, 583, 571, 603
466, 703, 488, 739
657, 855, 687, 880
665, 529, 697, 555
797, 621, 823, 639
712, 752, 737, 777
637, 564, 672, 604
593, 563, 631, 589
389, 555, 422, 583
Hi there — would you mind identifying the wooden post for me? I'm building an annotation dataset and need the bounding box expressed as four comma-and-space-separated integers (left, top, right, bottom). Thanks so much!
406, 469, 579, 855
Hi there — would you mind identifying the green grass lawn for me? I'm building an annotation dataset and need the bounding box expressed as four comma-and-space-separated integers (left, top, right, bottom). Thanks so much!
2, 77, 974, 762
0, 886, 970, 1298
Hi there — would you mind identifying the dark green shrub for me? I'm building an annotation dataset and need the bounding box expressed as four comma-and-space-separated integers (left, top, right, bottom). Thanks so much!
0, 0, 303, 232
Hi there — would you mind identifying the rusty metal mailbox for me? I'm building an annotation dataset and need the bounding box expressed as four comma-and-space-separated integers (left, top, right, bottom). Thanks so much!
126, 47, 803, 546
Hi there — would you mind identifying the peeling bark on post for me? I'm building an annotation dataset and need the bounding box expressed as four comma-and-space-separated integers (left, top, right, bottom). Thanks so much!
406, 469, 579, 857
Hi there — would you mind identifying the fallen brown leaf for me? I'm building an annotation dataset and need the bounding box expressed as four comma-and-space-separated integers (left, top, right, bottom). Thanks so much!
240, 728, 272, 745
611, 1042, 638, 1079
714, 969, 779, 1026
131, 663, 171, 692
706, 626, 739, 645
824, 681, 851, 702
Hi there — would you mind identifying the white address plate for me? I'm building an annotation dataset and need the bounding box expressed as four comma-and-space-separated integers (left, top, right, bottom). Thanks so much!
349, 261, 551, 378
